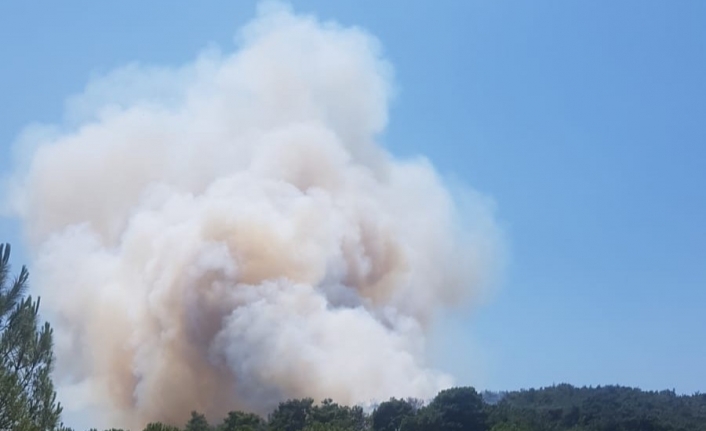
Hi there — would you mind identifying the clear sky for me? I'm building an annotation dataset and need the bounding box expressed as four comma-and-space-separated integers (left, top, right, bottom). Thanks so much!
0, 0, 704, 408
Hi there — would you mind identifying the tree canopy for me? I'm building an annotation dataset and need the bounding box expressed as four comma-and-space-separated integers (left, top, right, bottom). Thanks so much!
81, 384, 706, 431
0, 243, 63, 431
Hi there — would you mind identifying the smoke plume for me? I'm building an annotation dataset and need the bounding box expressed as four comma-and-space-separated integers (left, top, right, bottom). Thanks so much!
4, 3, 502, 428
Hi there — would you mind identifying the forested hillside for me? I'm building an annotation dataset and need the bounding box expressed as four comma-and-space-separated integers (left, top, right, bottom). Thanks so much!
487, 384, 706, 431
80, 385, 706, 431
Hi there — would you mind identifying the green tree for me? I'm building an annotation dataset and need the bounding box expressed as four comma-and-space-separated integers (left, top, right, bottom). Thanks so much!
372, 398, 416, 431
185, 411, 211, 431
143, 422, 181, 431
433, 387, 488, 431
309, 399, 367, 431
269, 398, 314, 431
411, 387, 487, 431
220, 410, 265, 431
302, 423, 356, 431
0, 243, 63, 431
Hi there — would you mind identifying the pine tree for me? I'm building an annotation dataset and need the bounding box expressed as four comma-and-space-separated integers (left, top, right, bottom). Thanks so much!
0, 243, 63, 430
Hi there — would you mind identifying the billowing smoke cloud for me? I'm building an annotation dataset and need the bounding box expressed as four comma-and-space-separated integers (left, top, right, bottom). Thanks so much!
4, 3, 502, 429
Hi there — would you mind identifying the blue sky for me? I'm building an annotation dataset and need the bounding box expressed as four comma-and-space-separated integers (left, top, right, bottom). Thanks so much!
0, 0, 704, 403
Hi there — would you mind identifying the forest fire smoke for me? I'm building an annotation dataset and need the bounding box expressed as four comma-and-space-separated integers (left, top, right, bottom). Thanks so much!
4, 3, 501, 428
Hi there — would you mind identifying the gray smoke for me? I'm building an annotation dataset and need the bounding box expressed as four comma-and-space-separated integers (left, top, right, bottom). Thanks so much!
3, 3, 502, 429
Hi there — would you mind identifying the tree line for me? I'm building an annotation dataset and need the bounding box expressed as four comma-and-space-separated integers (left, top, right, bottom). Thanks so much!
98, 384, 706, 431
2, 242, 705, 431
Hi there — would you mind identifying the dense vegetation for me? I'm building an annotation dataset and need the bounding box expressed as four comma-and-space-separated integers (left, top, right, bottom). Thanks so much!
0, 244, 64, 431
2, 242, 705, 431
82, 385, 706, 431
486, 385, 706, 431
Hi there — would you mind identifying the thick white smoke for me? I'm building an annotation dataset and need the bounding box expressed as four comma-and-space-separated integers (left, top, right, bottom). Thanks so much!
4, 3, 502, 428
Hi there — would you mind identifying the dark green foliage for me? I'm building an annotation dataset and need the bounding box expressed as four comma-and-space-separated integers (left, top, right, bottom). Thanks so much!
0, 243, 63, 431
405, 387, 488, 431
372, 398, 416, 431
267, 398, 368, 431
308, 398, 367, 431
486, 384, 706, 431
58, 384, 706, 431
269, 398, 314, 431
302, 424, 351, 431
143, 422, 181, 431
185, 411, 211, 431
220, 410, 265, 431
426, 387, 487, 431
